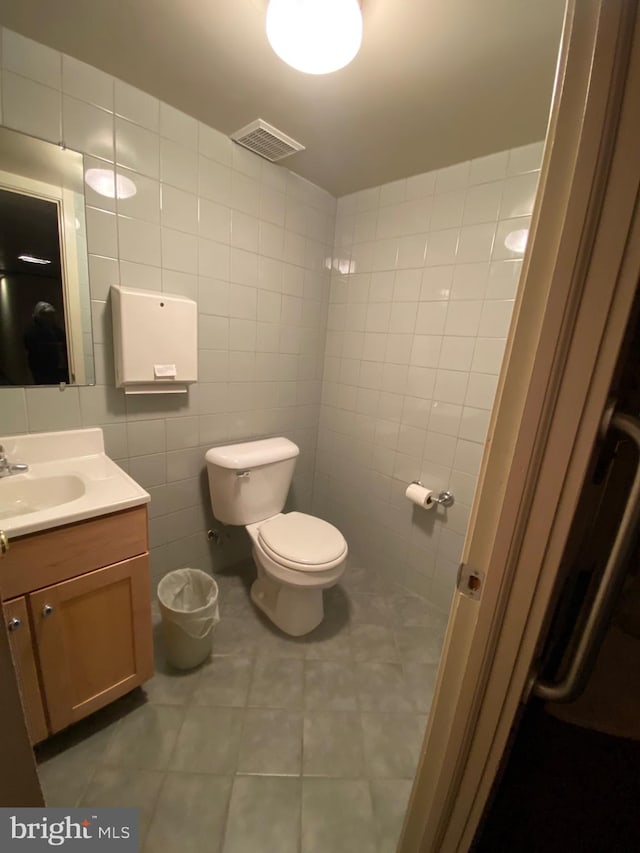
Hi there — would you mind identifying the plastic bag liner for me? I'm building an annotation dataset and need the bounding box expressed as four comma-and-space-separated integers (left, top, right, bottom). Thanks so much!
157, 568, 220, 640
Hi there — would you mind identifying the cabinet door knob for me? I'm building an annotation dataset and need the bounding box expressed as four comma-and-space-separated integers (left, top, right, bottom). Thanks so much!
7, 617, 21, 631
0, 531, 9, 555
42, 604, 55, 617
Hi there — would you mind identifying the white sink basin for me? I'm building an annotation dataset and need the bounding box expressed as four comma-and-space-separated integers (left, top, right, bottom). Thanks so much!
0, 474, 86, 520
0, 428, 149, 537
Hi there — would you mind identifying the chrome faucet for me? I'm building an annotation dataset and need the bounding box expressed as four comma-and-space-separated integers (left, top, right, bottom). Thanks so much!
0, 445, 29, 478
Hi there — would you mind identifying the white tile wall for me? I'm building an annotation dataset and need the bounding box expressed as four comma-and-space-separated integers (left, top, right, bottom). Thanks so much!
0, 28, 336, 585
0, 27, 544, 612
314, 142, 543, 611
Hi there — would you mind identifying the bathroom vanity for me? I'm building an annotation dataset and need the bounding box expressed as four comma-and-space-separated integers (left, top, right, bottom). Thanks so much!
0, 429, 153, 744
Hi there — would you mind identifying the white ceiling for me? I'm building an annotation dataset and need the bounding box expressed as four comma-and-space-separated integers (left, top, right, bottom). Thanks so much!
0, 0, 565, 197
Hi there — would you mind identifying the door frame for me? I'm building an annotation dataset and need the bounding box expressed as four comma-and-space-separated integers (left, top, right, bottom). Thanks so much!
400, 0, 640, 850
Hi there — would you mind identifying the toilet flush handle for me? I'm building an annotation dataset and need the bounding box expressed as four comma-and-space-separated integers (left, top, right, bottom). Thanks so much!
236, 470, 251, 479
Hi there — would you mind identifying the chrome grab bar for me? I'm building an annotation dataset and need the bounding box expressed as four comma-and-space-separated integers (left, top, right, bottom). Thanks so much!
533, 412, 640, 703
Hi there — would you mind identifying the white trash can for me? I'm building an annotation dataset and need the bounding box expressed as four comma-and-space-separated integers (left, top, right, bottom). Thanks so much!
157, 568, 220, 670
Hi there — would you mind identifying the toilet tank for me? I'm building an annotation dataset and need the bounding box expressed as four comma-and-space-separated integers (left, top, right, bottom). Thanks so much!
205, 437, 299, 525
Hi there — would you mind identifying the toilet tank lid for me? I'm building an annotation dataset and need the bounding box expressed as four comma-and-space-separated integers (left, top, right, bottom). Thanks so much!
205, 437, 299, 469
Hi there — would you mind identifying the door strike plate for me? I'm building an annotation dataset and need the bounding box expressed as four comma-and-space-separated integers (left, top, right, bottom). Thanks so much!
457, 563, 484, 600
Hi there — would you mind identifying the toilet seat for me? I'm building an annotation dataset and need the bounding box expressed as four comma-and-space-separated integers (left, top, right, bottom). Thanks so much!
258, 512, 347, 573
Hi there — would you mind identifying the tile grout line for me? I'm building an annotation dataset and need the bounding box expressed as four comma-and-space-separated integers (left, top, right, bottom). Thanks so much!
138, 770, 168, 853
216, 772, 237, 853
73, 760, 99, 809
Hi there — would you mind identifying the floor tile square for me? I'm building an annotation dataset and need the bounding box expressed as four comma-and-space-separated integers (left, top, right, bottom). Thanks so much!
304, 615, 353, 660
303, 711, 365, 777
370, 779, 414, 853
302, 778, 376, 853
394, 625, 444, 663
222, 776, 300, 853
340, 566, 397, 595
304, 660, 358, 711
101, 704, 185, 771
212, 616, 259, 656
80, 767, 164, 843
390, 595, 449, 630
219, 584, 255, 617
192, 656, 253, 707
169, 706, 243, 773
144, 773, 232, 853
248, 657, 304, 708
349, 593, 394, 626
361, 712, 427, 778
36, 712, 120, 806
142, 661, 203, 706
350, 624, 399, 662
355, 662, 416, 712
255, 624, 308, 659
237, 708, 302, 774
402, 662, 439, 713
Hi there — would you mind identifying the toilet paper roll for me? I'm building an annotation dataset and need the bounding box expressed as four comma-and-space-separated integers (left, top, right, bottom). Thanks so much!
405, 482, 435, 509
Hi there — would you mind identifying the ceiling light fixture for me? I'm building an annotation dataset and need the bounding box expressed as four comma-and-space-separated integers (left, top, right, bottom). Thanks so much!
85, 168, 137, 200
266, 0, 363, 75
18, 254, 51, 265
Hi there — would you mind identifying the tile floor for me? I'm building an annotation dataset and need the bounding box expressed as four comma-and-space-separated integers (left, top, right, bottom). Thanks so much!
36, 560, 448, 853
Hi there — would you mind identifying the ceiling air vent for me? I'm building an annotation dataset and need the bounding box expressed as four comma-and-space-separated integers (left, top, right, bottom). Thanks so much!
231, 119, 305, 162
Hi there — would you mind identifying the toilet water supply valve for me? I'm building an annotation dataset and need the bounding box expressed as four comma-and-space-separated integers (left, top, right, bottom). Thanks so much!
207, 528, 232, 546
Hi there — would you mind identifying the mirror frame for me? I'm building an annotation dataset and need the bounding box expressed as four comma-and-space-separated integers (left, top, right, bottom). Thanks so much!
0, 126, 94, 387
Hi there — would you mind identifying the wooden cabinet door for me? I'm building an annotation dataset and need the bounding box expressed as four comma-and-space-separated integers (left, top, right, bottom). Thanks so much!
3, 597, 49, 744
30, 555, 154, 733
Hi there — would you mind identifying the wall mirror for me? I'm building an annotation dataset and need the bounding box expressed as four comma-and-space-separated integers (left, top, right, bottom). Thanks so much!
0, 126, 94, 387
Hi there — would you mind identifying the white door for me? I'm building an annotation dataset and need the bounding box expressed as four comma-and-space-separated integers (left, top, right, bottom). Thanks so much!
400, 1, 640, 850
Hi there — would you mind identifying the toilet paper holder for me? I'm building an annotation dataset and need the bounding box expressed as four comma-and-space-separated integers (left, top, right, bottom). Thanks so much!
411, 481, 455, 508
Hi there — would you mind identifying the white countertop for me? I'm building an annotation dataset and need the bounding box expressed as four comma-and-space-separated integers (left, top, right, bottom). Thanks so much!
0, 428, 150, 538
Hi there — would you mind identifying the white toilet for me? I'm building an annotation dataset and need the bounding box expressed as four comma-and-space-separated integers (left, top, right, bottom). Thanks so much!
205, 437, 348, 636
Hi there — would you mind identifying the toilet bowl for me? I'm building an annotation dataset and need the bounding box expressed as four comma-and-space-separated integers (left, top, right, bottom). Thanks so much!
205, 438, 348, 636
247, 512, 347, 635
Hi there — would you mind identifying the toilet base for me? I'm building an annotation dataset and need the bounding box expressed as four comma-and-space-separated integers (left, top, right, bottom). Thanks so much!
250, 572, 323, 637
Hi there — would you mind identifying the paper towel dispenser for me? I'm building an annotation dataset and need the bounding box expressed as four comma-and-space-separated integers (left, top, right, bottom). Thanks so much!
111, 285, 197, 395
